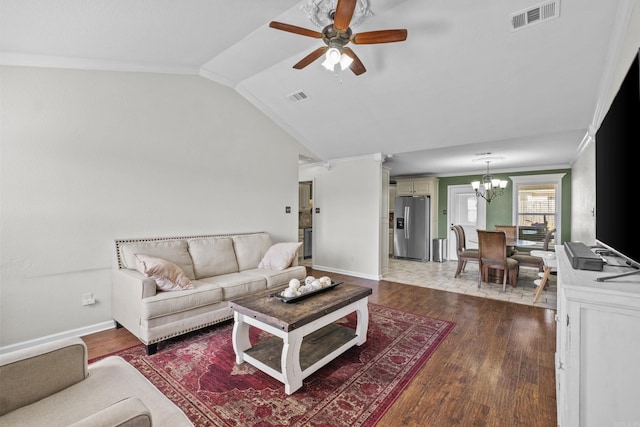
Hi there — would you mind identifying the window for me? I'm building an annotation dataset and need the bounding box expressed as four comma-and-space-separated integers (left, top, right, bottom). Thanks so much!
510, 174, 565, 247
466, 196, 478, 223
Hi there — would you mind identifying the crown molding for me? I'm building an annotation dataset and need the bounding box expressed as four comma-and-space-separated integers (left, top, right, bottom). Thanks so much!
0, 52, 198, 75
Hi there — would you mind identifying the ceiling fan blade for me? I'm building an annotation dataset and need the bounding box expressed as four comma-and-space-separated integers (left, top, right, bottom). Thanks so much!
269, 21, 323, 39
333, 0, 357, 32
343, 47, 366, 76
293, 47, 328, 69
351, 29, 408, 44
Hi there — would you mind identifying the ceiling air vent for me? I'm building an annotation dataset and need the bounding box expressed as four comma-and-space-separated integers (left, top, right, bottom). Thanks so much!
510, 0, 559, 31
287, 91, 310, 103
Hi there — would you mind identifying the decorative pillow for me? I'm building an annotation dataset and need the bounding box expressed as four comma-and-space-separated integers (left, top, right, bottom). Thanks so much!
258, 242, 303, 270
134, 254, 194, 291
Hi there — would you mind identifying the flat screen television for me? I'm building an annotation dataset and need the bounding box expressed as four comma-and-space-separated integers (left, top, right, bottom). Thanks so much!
595, 47, 640, 279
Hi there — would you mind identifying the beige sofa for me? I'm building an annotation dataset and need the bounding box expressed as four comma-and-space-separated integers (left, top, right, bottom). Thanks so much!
0, 337, 192, 426
112, 232, 306, 354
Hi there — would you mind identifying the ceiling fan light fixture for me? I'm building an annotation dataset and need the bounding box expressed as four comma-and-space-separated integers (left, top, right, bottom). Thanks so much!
326, 47, 341, 63
339, 53, 353, 70
270, 0, 407, 76
322, 46, 343, 70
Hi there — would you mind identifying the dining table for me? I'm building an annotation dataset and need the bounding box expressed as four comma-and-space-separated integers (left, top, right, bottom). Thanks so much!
468, 236, 537, 249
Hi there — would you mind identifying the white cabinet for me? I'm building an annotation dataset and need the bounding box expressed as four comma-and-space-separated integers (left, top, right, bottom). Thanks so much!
396, 177, 436, 196
395, 177, 439, 243
299, 182, 311, 212
555, 247, 640, 426
389, 184, 396, 212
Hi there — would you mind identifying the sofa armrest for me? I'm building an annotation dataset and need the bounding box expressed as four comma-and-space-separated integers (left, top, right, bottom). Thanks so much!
111, 269, 157, 342
68, 397, 152, 427
0, 337, 88, 416
112, 268, 157, 299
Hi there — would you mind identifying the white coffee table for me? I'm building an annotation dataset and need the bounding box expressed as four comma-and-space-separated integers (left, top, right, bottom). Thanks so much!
228, 283, 372, 394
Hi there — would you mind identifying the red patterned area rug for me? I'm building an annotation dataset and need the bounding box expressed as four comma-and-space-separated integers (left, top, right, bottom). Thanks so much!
94, 304, 454, 426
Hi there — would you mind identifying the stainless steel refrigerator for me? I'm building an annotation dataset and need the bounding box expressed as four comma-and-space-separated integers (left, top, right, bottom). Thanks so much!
393, 196, 430, 261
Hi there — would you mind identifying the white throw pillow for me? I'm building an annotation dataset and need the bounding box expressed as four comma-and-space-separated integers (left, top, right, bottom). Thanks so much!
134, 254, 194, 291
258, 242, 303, 270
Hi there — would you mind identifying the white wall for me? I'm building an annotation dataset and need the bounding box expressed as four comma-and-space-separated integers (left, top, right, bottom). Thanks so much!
300, 157, 383, 280
571, 142, 596, 245
0, 66, 302, 348
570, 1, 640, 244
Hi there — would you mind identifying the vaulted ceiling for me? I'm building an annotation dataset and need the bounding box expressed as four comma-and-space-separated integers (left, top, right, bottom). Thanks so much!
1, 0, 635, 176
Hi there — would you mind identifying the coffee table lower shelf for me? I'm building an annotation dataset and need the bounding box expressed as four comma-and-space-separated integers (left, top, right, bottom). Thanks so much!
245, 323, 356, 373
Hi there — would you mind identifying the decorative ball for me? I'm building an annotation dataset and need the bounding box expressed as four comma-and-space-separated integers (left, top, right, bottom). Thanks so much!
304, 276, 316, 286
299, 284, 312, 294
310, 280, 322, 290
283, 287, 297, 298
319, 276, 332, 287
288, 278, 301, 290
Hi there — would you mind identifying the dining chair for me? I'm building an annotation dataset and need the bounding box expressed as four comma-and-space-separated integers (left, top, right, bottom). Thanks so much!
494, 225, 517, 240
451, 225, 479, 278
494, 225, 518, 255
477, 229, 519, 292
511, 228, 556, 273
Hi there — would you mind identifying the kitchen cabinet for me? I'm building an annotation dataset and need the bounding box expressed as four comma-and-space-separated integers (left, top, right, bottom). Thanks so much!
389, 184, 396, 212
396, 177, 436, 196
555, 246, 640, 426
299, 182, 311, 212
395, 177, 439, 242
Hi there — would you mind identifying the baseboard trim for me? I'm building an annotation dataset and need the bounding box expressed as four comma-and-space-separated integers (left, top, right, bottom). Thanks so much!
311, 265, 379, 281
0, 320, 116, 355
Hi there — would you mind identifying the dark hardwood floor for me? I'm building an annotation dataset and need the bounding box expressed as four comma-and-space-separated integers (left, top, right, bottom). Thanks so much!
82, 267, 557, 426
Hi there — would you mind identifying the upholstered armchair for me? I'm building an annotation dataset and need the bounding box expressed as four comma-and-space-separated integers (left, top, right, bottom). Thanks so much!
0, 337, 192, 426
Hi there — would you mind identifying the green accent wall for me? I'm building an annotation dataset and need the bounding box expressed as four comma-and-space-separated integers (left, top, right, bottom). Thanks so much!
436, 169, 571, 244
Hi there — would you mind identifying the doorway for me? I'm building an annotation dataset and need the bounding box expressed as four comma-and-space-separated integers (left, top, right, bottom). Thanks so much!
447, 185, 486, 260
298, 181, 313, 265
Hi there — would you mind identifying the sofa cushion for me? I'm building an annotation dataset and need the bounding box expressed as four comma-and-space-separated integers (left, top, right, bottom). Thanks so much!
120, 240, 195, 280
243, 266, 307, 289
140, 280, 223, 320
134, 255, 193, 292
197, 273, 267, 301
187, 237, 239, 279
231, 233, 272, 271
258, 242, 303, 270
68, 397, 152, 427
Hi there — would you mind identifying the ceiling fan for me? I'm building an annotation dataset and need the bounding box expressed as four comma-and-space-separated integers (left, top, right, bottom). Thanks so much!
269, 0, 407, 76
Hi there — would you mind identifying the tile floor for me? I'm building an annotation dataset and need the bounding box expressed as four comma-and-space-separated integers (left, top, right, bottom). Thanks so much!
384, 258, 557, 310
303, 257, 557, 310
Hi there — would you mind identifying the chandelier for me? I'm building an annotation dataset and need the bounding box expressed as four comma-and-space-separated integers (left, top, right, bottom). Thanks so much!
471, 161, 508, 203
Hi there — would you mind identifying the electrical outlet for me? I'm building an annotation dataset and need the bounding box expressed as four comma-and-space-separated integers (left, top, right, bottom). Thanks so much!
82, 293, 96, 306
